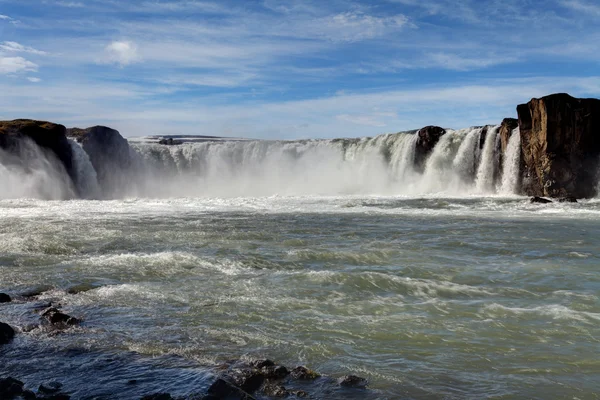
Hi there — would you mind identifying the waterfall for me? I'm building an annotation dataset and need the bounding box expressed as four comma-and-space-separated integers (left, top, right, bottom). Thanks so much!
475, 126, 500, 193
0, 137, 75, 200
419, 129, 470, 193
389, 133, 418, 181
68, 139, 101, 199
452, 128, 482, 183
499, 129, 521, 195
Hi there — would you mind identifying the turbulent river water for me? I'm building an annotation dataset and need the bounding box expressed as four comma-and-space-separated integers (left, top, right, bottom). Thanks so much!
1, 128, 599, 399
1, 196, 600, 399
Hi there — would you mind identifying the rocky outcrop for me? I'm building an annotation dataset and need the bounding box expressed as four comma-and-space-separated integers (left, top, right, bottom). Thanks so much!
0, 120, 74, 181
517, 93, 600, 198
0, 321, 15, 345
0, 293, 11, 303
415, 126, 446, 170
67, 126, 132, 196
499, 118, 519, 154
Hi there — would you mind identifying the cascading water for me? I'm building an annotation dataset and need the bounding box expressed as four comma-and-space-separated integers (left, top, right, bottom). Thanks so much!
0, 137, 75, 200
499, 129, 521, 195
475, 126, 501, 193
389, 133, 419, 182
452, 128, 483, 183
68, 139, 101, 199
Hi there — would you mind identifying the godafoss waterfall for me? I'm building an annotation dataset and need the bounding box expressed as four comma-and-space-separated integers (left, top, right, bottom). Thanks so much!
1, 93, 600, 399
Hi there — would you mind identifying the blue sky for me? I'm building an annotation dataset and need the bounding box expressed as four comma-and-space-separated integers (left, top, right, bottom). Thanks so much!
0, 0, 599, 138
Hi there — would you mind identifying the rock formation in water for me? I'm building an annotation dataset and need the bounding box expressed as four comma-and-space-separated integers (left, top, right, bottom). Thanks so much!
517, 93, 600, 198
67, 126, 132, 196
415, 125, 446, 170
499, 118, 519, 154
0, 120, 74, 178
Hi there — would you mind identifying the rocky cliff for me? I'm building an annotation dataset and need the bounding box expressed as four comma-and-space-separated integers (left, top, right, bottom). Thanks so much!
415, 126, 446, 171
517, 93, 600, 198
67, 126, 133, 197
0, 119, 74, 178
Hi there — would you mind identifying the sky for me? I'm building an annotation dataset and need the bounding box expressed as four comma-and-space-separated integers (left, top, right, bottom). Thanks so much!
0, 0, 599, 139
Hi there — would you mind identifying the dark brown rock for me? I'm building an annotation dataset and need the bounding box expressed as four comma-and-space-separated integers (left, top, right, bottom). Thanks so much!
338, 375, 368, 388
499, 118, 519, 154
206, 378, 251, 399
41, 307, 80, 326
558, 196, 578, 203
0, 293, 11, 303
415, 126, 446, 170
0, 321, 15, 345
290, 366, 320, 380
0, 120, 74, 183
517, 93, 600, 198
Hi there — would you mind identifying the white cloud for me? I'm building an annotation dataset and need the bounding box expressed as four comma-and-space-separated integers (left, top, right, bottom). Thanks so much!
560, 0, 600, 16
55, 1, 85, 7
0, 15, 11, 20
0, 57, 38, 74
27, 77, 42, 83
427, 53, 517, 71
0, 41, 47, 55
103, 41, 140, 66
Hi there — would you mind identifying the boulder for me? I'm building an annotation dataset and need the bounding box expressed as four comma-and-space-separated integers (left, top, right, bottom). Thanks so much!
414, 126, 446, 170
290, 366, 320, 380
67, 126, 132, 197
0, 293, 11, 303
517, 93, 600, 198
530, 196, 552, 204
158, 138, 183, 145
41, 307, 80, 326
0, 322, 15, 345
338, 375, 368, 388
39, 381, 63, 394
0, 120, 74, 180
0, 377, 24, 399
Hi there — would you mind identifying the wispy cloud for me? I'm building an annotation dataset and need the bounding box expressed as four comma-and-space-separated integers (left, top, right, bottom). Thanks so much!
0, 57, 38, 74
560, 0, 600, 16
0, 41, 47, 55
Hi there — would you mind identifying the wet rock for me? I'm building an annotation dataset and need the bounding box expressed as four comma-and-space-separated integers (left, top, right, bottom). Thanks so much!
39, 381, 63, 394
250, 359, 275, 369
206, 378, 251, 399
290, 366, 320, 380
66, 283, 100, 295
140, 394, 173, 400
558, 196, 578, 203
499, 118, 519, 154
21, 285, 53, 298
0, 322, 15, 345
262, 383, 288, 397
338, 375, 368, 388
66, 126, 132, 197
41, 307, 80, 326
415, 126, 446, 171
0, 293, 11, 303
530, 196, 553, 204
262, 365, 289, 380
517, 93, 600, 198
22, 389, 37, 400
0, 120, 75, 185
0, 377, 24, 398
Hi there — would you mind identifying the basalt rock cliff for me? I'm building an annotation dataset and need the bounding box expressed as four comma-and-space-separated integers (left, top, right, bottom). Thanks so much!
517, 93, 600, 198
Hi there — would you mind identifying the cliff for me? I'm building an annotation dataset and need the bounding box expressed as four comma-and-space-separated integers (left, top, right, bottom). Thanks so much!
517, 93, 600, 198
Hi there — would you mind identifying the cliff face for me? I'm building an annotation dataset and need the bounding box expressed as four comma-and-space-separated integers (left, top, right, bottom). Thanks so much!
415, 126, 446, 171
517, 93, 600, 198
67, 126, 132, 196
0, 120, 74, 178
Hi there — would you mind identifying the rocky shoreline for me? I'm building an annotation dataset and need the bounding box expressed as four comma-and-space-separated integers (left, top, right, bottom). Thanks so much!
0, 289, 370, 400
1, 93, 599, 199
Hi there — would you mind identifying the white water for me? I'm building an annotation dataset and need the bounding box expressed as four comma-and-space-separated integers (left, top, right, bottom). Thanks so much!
499, 129, 521, 195
0, 137, 75, 199
452, 128, 482, 183
475, 126, 500, 193
68, 139, 101, 199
